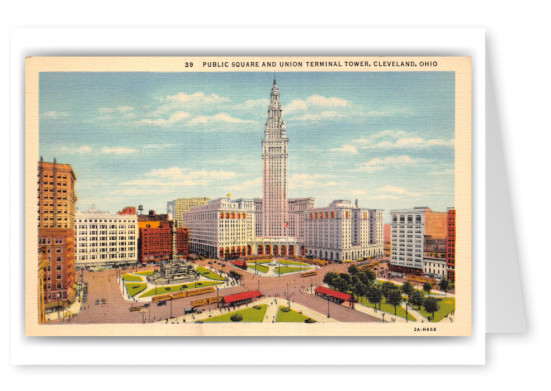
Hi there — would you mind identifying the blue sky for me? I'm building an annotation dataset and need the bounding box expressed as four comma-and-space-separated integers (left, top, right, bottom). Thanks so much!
39, 71, 455, 222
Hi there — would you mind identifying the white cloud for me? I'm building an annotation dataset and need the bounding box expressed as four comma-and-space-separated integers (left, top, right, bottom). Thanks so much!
121, 167, 243, 189
232, 98, 270, 111
358, 155, 429, 172
149, 92, 230, 117
289, 173, 338, 189
100, 147, 139, 155
42, 111, 70, 119
348, 189, 367, 196
375, 185, 422, 197
60, 145, 92, 154
188, 113, 256, 125
135, 111, 191, 126
371, 195, 398, 200
342, 130, 454, 151
430, 168, 455, 175
330, 144, 358, 154
98, 106, 134, 114
285, 94, 349, 114
292, 111, 347, 122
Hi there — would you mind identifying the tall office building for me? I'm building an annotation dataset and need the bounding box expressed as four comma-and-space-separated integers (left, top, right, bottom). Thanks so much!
390, 207, 447, 276
262, 77, 289, 236
167, 197, 210, 228
37, 158, 78, 307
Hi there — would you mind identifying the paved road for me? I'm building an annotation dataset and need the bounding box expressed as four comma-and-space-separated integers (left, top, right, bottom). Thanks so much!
67, 259, 381, 324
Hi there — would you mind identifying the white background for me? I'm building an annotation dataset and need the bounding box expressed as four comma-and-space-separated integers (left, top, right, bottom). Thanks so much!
1, 0, 547, 388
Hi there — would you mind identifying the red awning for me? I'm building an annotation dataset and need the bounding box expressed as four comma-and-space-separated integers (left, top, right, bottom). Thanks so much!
222, 290, 262, 304
315, 286, 354, 302
231, 260, 246, 267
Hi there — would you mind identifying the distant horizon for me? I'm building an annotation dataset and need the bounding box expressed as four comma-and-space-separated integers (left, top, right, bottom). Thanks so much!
39, 71, 455, 222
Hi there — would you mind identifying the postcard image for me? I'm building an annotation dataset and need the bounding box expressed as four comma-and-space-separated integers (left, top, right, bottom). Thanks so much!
25, 56, 471, 336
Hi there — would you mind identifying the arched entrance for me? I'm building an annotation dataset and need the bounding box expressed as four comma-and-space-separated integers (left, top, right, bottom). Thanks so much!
257, 245, 264, 255
289, 245, 295, 256
219, 248, 224, 258
274, 245, 280, 256
265, 245, 271, 255
300, 246, 306, 257
247, 245, 252, 256
281, 245, 287, 256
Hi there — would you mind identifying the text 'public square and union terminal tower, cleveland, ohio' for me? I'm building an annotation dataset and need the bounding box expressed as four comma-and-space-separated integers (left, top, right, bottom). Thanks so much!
183, 78, 385, 262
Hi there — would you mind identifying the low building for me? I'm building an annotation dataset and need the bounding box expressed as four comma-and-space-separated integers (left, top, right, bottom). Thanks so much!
221, 290, 263, 307
304, 200, 384, 262
75, 207, 138, 267
314, 286, 356, 307
423, 257, 447, 280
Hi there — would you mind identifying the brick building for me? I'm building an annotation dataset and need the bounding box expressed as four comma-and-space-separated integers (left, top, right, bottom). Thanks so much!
446, 208, 456, 281
37, 158, 77, 307
139, 220, 189, 263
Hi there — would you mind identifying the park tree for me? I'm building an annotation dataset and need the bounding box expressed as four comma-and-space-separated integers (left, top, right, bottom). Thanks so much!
332, 276, 347, 292
348, 264, 359, 275
423, 297, 440, 321
386, 289, 403, 315
423, 282, 432, 295
367, 286, 383, 310
381, 282, 396, 299
401, 282, 414, 297
323, 272, 338, 286
364, 269, 376, 284
340, 273, 352, 287
353, 281, 367, 302
439, 279, 451, 297
409, 290, 424, 309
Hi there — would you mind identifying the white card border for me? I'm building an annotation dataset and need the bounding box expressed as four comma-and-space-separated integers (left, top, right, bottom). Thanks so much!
10, 27, 485, 365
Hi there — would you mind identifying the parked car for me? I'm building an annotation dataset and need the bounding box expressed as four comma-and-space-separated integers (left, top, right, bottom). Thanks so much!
101, 299, 106, 304
157, 301, 167, 306
95, 299, 99, 305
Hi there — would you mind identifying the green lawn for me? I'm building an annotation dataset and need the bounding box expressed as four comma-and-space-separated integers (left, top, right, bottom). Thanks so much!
122, 274, 143, 282
195, 266, 225, 281
249, 264, 269, 273
277, 259, 310, 267
275, 266, 311, 275
276, 306, 315, 323
358, 296, 416, 321
202, 304, 268, 323
249, 260, 272, 264
135, 270, 155, 276
417, 297, 455, 322
139, 280, 223, 298
126, 283, 147, 297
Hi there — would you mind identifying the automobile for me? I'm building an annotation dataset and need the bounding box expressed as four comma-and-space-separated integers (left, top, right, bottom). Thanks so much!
101, 299, 106, 304
143, 303, 150, 308
95, 299, 100, 305
157, 301, 167, 306
130, 306, 141, 312
184, 307, 195, 314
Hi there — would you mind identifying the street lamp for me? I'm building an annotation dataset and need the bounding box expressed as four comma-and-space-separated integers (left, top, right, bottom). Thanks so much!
382, 313, 385, 323
405, 300, 409, 323
327, 296, 330, 318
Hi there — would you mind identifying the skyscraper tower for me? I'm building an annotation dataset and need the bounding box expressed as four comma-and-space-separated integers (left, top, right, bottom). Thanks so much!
262, 77, 289, 237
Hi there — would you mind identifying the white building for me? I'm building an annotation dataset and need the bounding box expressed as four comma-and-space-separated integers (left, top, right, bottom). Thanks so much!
183, 198, 256, 259
304, 200, 384, 262
390, 207, 447, 276
390, 208, 426, 274
423, 257, 447, 280
255, 197, 315, 241
262, 77, 289, 236
75, 207, 138, 267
